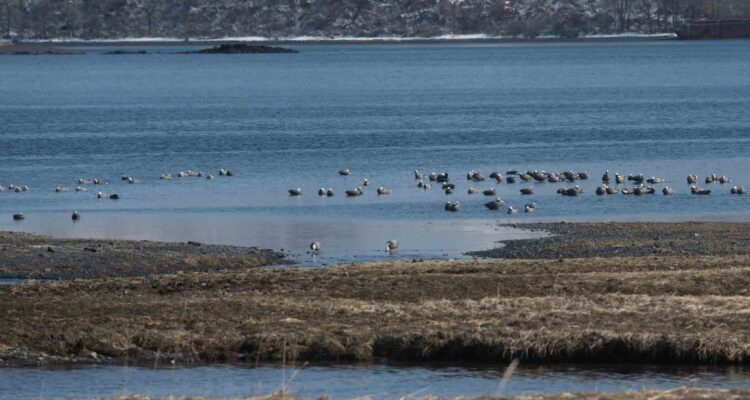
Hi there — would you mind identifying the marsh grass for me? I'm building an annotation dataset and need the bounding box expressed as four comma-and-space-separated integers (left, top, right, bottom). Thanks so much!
2, 254, 750, 365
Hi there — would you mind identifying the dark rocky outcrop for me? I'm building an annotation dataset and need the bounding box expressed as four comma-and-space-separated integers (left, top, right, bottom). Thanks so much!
185, 43, 298, 54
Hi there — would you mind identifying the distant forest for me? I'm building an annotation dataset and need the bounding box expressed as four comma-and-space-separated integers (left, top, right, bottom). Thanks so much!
1, 0, 749, 40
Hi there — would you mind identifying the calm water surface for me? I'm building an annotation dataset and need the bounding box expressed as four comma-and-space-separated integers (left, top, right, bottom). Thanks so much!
1, 363, 749, 399
1, 40, 749, 261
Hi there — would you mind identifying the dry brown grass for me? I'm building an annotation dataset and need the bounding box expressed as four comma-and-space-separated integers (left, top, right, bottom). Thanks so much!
2, 253, 750, 365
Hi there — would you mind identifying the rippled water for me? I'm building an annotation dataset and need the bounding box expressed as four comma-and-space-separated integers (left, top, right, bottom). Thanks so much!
1, 40, 749, 260
1, 363, 748, 399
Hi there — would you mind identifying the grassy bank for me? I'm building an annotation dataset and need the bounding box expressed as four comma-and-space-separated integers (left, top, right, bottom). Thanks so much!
3, 249, 750, 365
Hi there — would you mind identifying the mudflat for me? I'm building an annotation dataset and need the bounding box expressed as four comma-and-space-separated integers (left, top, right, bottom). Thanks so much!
471, 222, 750, 259
0, 231, 286, 280
2, 222, 750, 367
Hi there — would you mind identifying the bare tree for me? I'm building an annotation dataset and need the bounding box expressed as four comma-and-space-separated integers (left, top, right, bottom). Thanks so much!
2, 0, 11, 38
135, 0, 160, 36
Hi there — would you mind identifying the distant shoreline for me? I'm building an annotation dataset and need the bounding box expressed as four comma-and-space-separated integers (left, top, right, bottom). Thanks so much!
3, 32, 679, 47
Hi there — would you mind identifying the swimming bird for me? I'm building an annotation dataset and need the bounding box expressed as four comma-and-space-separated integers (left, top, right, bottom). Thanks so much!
507, 206, 517, 215
691, 185, 711, 195
602, 170, 610, 183
71, 211, 80, 221
219, 169, 228, 176
505, 176, 516, 184
318, 188, 327, 196
578, 171, 589, 180
417, 180, 426, 188
489, 172, 503, 182
558, 186, 582, 196
506, 169, 518, 175
520, 187, 534, 195
444, 187, 454, 195
339, 169, 351, 176
346, 187, 364, 197
206, 174, 214, 180
386, 239, 399, 253
483, 188, 497, 196
467, 187, 478, 194
596, 185, 607, 196
429, 172, 438, 181
524, 203, 537, 213
414, 170, 424, 180
76, 186, 88, 192
363, 179, 369, 186
484, 197, 504, 210
628, 174, 645, 184
12, 213, 24, 220
606, 186, 619, 195
442, 182, 456, 190
719, 176, 731, 184
562, 171, 577, 182
377, 186, 392, 195
731, 186, 746, 194
444, 201, 460, 212
310, 241, 321, 253
469, 171, 486, 182
55, 186, 69, 193
615, 173, 624, 185
705, 175, 715, 184
633, 186, 655, 195
687, 175, 697, 184
109, 194, 120, 200
288, 188, 303, 196
160, 173, 173, 180
646, 177, 664, 184
436, 172, 449, 183
326, 188, 335, 197
662, 186, 675, 195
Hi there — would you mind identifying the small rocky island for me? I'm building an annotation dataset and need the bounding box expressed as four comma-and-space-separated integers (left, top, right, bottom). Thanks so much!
186, 43, 298, 54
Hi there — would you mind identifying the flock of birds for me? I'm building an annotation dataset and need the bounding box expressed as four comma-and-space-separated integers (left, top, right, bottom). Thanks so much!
291, 167, 746, 254
288, 168, 747, 217
6, 168, 235, 221
3, 166, 745, 256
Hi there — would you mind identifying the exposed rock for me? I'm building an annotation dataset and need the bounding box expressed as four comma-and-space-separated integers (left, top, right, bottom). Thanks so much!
185, 43, 298, 54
